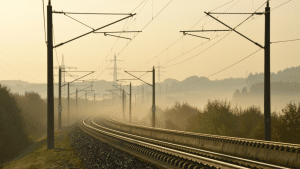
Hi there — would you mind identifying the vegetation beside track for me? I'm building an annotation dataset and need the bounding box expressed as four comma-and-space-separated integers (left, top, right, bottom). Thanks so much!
2, 128, 85, 169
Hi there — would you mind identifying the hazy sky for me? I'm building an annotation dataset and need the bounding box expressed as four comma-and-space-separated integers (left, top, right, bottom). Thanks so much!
0, 0, 299, 85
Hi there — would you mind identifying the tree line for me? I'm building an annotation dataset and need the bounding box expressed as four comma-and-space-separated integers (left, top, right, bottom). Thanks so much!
161, 100, 300, 144
0, 85, 50, 164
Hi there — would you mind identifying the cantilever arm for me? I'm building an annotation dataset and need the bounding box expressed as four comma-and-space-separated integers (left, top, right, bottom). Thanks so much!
124, 71, 152, 86
183, 32, 210, 40
104, 33, 131, 40
205, 12, 263, 48
54, 14, 135, 48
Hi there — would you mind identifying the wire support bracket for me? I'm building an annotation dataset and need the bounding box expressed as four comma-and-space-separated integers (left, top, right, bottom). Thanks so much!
61, 71, 95, 87
182, 32, 210, 40
53, 11, 133, 16
106, 90, 122, 98
70, 86, 92, 96
124, 70, 153, 87
78, 90, 94, 98
54, 14, 135, 48
104, 33, 131, 40
94, 31, 142, 33
180, 30, 231, 32
207, 12, 264, 15
113, 85, 129, 95
204, 12, 264, 49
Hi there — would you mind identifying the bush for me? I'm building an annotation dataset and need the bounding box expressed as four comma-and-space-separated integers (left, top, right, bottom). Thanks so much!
237, 106, 263, 139
14, 92, 47, 140
164, 102, 199, 131
278, 102, 300, 143
0, 85, 31, 163
169, 100, 300, 143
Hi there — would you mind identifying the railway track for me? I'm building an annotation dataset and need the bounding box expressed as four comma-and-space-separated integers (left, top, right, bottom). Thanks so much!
79, 114, 297, 169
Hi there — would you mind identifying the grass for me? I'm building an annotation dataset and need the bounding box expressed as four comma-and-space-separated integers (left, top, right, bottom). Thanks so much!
2, 128, 86, 169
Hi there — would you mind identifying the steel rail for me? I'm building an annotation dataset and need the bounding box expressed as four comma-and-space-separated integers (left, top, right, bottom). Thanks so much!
82, 116, 247, 169
104, 116, 300, 168
91, 115, 292, 169
79, 116, 180, 169
108, 117, 300, 149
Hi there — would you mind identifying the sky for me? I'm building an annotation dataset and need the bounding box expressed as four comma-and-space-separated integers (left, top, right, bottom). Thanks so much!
0, 0, 299, 85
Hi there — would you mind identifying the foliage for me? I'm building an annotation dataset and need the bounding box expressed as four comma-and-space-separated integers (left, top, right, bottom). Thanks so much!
168, 100, 300, 144
236, 106, 263, 139
0, 85, 31, 163
164, 102, 199, 131
277, 102, 300, 143
14, 92, 47, 140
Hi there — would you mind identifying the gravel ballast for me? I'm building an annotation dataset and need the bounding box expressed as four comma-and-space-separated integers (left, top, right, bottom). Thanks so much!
68, 123, 158, 169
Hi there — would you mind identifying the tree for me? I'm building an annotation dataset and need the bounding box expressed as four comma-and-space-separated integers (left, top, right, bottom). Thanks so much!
241, 87, 247, 94
233, 89, 240, 100
202, 100, 238, 136
0, 85, 31, 163
237, 106, 263, 139
14, 92, 47, 140
279, 102, 300, 143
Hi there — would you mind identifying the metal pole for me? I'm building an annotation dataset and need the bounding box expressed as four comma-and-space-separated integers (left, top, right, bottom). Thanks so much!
85, 91, 87, 116
264, 1, 271, 141
47, 0, 54, 149
67, 82, 70, 125
129, 82, 132, 123
122, 89, 125, 120
124, 92, 126, 114
135, 94, 136, 107
58, 67, 62, 129
76, 89, 78, 118
142, 85, 144, 104
152, 66, 155, 127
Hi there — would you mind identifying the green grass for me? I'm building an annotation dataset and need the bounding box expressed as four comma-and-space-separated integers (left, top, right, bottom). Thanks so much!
2, 128, 86, 169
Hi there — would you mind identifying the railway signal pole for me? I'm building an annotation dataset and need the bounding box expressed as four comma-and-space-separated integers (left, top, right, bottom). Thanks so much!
264, 1, 271, 141
123, 89, 125, 120
67, 82, 70, 125
180, 1, 271, 140
76, 89, 78, 117
152, 67, 155, 128
129, 82, 132, 123
47, 0, 54, 149
58, 67, 62, 129
124, 67, 155, 127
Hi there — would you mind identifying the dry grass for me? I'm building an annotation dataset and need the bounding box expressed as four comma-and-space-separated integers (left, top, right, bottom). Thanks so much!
2, 128, 85, 169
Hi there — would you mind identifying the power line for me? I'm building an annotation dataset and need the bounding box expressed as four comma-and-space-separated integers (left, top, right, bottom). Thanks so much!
271, 38, 300, 44
243, 0, 293, 25
165, 1, 268, 68
42, 0, 47, 45
132, 0, 242, 70
53, 11, 132, 15
94, 0, 174, 79
163, 32, 231, 68
93, 1, 149, 77
0, 51, 46, 65
233, 1, 267, 29
132, 0, 148, 13
182, 48, 263, 86
52, 23, 60, 66
64, 14, 94, 30
0, 59, 40, 82
209, 0, 236, 12
204, 48, 262, 79
0, 65, 27, 81
140, 0, 174, 31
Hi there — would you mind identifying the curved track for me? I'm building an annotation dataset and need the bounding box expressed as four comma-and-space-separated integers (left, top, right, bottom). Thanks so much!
79, 114, 295, 169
